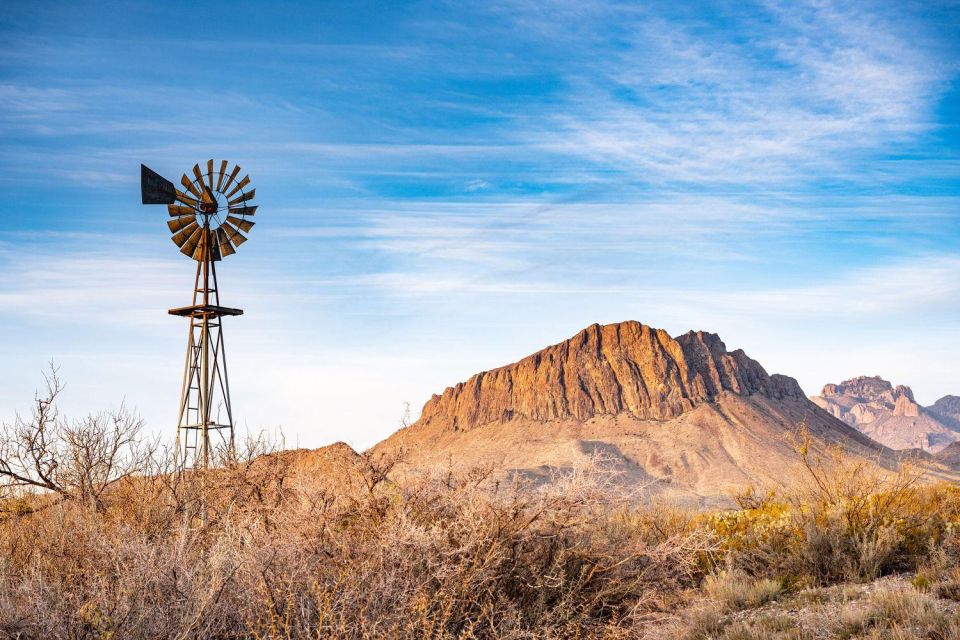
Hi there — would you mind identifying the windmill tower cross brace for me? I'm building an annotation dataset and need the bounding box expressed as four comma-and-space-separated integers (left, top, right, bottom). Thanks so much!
140, 161, 258, 469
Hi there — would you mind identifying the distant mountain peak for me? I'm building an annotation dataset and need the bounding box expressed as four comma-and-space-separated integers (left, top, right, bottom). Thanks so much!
417, 320, 804, 432
821, 375, 915, 404
812, 376, 959, 452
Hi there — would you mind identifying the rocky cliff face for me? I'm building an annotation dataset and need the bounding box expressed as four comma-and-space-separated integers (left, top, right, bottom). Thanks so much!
417, 321, 804, 431
811, 376, 960, 452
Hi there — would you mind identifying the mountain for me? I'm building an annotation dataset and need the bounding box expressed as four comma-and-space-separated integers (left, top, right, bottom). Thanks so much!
810, 377, 960, 453
372, 321, 890, 506
930, 396, 960, 430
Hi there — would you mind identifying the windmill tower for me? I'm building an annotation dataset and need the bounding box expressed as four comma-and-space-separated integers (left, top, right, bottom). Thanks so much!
140, 161, 258, 469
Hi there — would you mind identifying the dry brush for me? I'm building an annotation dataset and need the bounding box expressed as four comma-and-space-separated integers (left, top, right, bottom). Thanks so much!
1, 379, 959, 639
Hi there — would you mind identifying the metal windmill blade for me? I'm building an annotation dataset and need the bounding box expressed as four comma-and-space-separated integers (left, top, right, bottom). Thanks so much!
181, 174, 202, 198
167, 216, 195, 233
225, 215, 255, 232
216, 226, 237, 257
179, 227, 204, 256
216, 160, 228, 191
221, 222, 248, 247
225, 175, 250, 199
171, 221, 200, 246
206, 159, 215, 192
176, 189, 200, 208
228, 189, 256, 207
168, 204, 196, 217
222, 165, 241, 193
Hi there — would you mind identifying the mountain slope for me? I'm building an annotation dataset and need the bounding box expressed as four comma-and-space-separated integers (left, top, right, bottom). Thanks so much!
930, 396, 960, 430
811, 377, 960, 452
936, 441, 960, 469
374, 321, 891, 506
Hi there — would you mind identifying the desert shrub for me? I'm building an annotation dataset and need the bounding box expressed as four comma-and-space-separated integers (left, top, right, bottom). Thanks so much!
702, 570, 783, 612
923, 566, 960, 602
676, 604, 726, 639
706, 496, 797, 579
782, 426, 951, 582
0, 366, 154, 515
715, 616, 807, 640
857, 585, 960, 639
706, 425, 960, 586
249, 464, 717, 638
678, 580, 960, 640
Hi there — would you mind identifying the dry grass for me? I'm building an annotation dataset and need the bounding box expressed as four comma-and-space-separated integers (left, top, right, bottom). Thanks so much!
2, 382, 960, 638
5, 469, 710, 638
675, 579, 960, 640
703, 570, 784, 612
0, 439, 713, 638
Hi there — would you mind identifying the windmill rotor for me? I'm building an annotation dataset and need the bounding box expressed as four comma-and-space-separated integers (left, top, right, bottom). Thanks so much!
147, 160, 258, 261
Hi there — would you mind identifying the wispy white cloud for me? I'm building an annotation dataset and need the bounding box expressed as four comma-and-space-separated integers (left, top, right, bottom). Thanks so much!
2, 0, 953, 197
529, 0, 949, 186
676, 254, 960, 318
0, 235, 183, 326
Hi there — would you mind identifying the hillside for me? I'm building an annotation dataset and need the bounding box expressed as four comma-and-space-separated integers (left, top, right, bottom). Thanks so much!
373, 321, 893, 505
811, 377, 960, 452
931, 395, 960, 429
936, 441, 960, 468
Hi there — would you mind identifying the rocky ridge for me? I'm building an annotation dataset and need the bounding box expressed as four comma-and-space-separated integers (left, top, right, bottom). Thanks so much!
418, 321, 804, 431
375, 320, 893, 505
811, 376, 960, 452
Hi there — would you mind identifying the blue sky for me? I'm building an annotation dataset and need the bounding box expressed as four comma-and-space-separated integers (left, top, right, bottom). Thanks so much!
1, 0, 959, 450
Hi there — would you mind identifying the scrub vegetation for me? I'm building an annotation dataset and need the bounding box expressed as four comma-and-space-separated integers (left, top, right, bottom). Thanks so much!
2, 374, 960, 639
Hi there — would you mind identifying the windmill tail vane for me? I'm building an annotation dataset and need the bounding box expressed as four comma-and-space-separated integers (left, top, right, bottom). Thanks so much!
140, 161, 259, 470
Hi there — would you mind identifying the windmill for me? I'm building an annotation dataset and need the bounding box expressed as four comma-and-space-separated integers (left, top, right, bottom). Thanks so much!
140, 160, 257, 469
